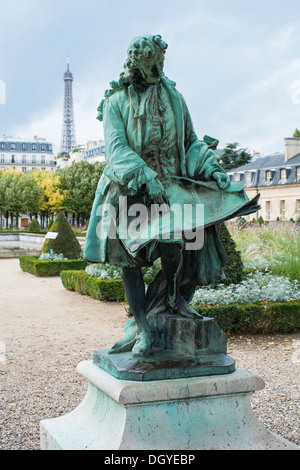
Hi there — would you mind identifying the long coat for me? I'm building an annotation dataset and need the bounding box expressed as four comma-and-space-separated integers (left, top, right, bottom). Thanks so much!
84, 76, 260, 286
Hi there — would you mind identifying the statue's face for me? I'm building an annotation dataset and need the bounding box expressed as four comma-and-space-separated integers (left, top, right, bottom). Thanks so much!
127, 37, 165, 84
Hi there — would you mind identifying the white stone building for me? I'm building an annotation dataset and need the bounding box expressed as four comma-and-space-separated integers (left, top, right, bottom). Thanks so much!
83, 140, 105, 164
227, 138, 300, 221
0, 135, 56, 173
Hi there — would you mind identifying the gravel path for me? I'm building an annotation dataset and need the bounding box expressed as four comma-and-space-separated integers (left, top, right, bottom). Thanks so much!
0, 258, 299, 450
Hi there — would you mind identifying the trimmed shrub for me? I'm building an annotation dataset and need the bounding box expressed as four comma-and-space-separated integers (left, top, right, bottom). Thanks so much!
47, 219, 54, 230
219, 223, 244, 285
20, 256, 87, 277
192, 301, 300, 334
60, 270, 125, 301
40, 212, 82, 259
27, 219, 41, 233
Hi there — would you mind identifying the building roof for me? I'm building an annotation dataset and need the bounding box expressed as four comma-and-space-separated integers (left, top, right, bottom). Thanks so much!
229, 153, 300, 172
0, 139, 53, 154
226, 153, 300, 188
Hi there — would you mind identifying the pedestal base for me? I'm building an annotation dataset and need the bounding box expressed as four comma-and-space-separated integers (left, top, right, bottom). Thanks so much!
40, 361, 299, 450
94, 349, 235, 381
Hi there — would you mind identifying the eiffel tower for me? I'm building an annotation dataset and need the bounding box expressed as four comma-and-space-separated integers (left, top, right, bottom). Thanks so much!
60, 58, 76, 153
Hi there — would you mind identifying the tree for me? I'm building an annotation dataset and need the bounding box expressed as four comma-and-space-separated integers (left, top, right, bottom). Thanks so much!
0, 169, 28, 228
219, 143, 252, 171
293, 129, 300, 138
32, 170, 65, 226
58, 161, 106, 225
22, 171, 44, 218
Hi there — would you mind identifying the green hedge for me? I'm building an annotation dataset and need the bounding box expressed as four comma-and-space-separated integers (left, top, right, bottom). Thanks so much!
192, 302, 300, 334
60, 270, 300, 333
60, 270, 125, 301
19, 256, 88, 277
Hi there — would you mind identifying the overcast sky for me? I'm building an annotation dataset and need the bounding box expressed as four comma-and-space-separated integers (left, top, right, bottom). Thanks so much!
1, 0, 300, 156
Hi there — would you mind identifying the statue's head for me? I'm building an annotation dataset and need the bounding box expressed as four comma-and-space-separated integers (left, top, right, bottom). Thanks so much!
123, 34, 168, 85
97, 35, 168, 121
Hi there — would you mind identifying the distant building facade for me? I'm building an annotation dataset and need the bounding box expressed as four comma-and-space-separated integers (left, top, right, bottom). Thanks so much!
0, 135, 56, 173
56, 140, 105, 168
83, 140, 105, 164
227, 138, 300, 221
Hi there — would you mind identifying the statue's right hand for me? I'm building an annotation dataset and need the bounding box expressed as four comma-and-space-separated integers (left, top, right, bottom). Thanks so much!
145, 178, 168, 206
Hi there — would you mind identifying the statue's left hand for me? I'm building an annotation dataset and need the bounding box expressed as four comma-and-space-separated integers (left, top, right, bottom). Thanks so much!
212, 172, 230, 190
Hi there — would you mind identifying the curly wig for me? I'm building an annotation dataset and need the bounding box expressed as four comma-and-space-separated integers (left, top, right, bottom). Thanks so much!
97, 35, 168, 121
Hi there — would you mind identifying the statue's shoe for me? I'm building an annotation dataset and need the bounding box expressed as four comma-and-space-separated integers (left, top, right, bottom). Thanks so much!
168, 296, 203, 320
132, 331, 152, 357
108, 317, 137, 354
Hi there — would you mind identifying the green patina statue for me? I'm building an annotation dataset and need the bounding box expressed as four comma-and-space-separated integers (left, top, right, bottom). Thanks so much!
84, 35, 260, 364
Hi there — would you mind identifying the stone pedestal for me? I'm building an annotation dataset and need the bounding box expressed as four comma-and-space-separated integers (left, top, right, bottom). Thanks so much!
40, 361, 299, 450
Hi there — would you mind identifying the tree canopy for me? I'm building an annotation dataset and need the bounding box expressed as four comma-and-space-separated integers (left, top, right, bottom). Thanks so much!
293, 128, 300, 138
219, 143, 252, 171
0, 161, 106, 228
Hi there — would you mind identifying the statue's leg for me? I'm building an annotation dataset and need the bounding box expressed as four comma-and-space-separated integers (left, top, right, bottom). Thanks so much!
160, 243, 203, 319
122, 266, 152, 356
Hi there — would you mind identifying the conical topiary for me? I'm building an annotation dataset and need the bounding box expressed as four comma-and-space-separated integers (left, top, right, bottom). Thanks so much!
41, 212, 82, 259
47, 219, 54, 230
219, 223, 244, 285
27, 218, 41, 233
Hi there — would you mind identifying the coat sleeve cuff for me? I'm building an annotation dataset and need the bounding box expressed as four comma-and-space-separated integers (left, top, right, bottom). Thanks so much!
127, 165, 158, 192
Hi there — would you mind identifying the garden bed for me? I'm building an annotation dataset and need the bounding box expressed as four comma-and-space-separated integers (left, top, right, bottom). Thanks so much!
60, 269, 300, 334
19, 256, 88, 277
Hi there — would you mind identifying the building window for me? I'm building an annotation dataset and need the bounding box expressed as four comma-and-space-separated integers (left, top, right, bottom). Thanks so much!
245, 172, 252, 186
10, 143, 15, 150
0, 143, 4, 150
296, 200, 300, 219
22, 167, 27, 174
41, 167, 45, 171
41, 144, 45, 152
41, 156, 45, 164
32, 155, 36, 164
297, 167, 300, 182
266, 201, 271, 221
22, 155, 26, 164
280, 169, 287, 184
280, 200, 286, 220
49, 144, 52, 151
266, 170, 272, 185
0, 154, 4, 163
22, 143, 26, 150
11, 155, 15, 164
32, 144, 36, 151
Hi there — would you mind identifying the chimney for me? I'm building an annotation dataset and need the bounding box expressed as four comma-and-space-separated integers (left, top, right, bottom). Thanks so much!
284, 137, 300, 161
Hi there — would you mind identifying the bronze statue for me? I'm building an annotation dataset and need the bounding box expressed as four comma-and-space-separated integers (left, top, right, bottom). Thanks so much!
84, 35, 260, 359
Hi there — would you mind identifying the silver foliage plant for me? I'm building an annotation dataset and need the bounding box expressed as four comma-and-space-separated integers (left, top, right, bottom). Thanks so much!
190, 272, 300, 305
39, 249, 68, 261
